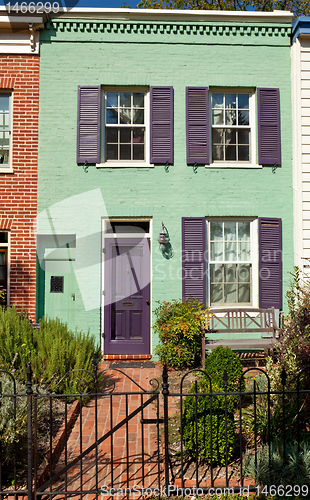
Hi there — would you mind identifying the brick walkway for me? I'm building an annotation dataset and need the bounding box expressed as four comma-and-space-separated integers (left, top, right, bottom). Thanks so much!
48, 361, 164, 499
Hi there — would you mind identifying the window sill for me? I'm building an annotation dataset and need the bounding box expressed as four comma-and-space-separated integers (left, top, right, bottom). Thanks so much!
96, 162, 154, 169
207, 163, 262, 169
0, 167, 14, 174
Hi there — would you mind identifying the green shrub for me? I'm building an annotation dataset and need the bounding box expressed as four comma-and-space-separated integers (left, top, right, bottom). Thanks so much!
0, 306, 100, 394
153, 298, 209, 369
204, 344, 245, 394
182, 346, 243, 464
244, 439, 310, 493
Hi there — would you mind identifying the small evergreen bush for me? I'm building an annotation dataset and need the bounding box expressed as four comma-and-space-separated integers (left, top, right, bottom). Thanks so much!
153, 298, 209, 369
244, 439, 310, 492
0, 306, 100, 394
182, 346, 243, 464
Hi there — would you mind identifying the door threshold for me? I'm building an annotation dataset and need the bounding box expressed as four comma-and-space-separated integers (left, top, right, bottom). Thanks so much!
103, 354, 152, 360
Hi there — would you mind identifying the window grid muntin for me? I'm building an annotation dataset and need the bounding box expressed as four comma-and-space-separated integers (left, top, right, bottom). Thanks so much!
211, 92, 251, 163
209, 221, 252, 306
105, 91, 146, 162
0, 94, 11, 166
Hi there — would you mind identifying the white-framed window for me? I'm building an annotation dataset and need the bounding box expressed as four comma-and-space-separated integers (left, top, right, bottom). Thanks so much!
0, 94, 11, 167
207, 218, 258, 306
210, 89, 255, 166
101, 87, 149, 165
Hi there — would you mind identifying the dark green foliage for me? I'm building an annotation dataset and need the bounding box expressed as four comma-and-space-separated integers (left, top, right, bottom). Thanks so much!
204, 344, 245, 394
0, 306, 100, 394
136, 0, 310, 19
154, 298, 209, 369
182, 377, 235, 464
182, 346, 243, 464
244, 439, 310, 492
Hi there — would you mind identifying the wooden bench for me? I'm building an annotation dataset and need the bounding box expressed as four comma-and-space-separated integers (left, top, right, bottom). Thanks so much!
202, 307, 280, 366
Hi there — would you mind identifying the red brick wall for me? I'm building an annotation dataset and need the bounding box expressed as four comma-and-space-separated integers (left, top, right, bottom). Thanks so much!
0, 55, 39, 320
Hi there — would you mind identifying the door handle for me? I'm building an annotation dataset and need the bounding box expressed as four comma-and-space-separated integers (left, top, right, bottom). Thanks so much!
71, 293, 75, 301
146, 300, 150, 305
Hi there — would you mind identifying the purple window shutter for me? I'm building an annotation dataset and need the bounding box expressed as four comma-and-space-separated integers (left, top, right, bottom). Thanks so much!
259, 217, 282, 309
182, 217, 206, 306
257, 88, 281, 165
186, 87, 209, 165
150, 86, 173, 164
77, 85, 101, 164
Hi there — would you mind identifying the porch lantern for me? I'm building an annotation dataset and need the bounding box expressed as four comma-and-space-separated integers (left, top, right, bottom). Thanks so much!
158, 221, 169, 249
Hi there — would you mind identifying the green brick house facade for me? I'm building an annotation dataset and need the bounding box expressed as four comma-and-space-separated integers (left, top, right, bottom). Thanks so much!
37, 8, 293, 357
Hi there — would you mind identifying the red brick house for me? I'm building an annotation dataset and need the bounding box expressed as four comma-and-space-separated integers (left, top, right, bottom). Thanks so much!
0, 9, 43, 319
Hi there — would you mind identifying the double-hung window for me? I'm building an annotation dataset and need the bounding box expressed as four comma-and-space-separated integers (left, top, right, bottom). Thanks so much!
186, 87, 281, 167
0, 94, 11, 167
209, 220, 253, 305
77, 85, 173, 166
182, 217, 282, 310
105, 90, 146, 162
211, 92, 251, 163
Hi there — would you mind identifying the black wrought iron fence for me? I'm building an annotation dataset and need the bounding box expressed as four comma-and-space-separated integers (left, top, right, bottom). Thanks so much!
0, 359, 309, 499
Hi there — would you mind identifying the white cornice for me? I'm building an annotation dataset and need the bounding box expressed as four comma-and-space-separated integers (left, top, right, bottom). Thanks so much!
0, 8, 44, 30
48, 8, 293, 24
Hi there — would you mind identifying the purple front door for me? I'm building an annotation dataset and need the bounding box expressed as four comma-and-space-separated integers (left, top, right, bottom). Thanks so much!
104, 238, 150, 355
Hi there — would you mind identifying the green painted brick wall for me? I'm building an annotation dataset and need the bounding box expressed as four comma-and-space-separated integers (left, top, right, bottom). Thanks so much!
38, 16, 293, 353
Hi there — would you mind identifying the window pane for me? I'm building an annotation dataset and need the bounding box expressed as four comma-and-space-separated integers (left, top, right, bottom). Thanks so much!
225, 242, 237, 261
238, 242, 251, 261
0, 268, 4, 280
106, 92, 118, 108
225, 93, 236, 109
133, 93, 144, 107
224, 264, 236, 283
120, 144, 131, 160
238, 94, 249, 109
0, 114, 9, 129
106, 108, 118, 124
120, 92, 131, 107
224, 284, 236, 303
238, 264, 251, 283
212, 93, 224, 109
106, 144, 118, 160
0, 133, 9, 147
238, 284, 250, 303
0, 149, 9, 164
0, 95, 9, 113
212, 109, 223, 126
211, 241, 223, 261
133, 144, 144, 160
238, 109, 249, 126
212, 145, 223, 161
225, 129, 236, 145
133, 108, 144, 124
120, 128, 131, 143
225, 110, 236, 126
133, 128, 144, 143
107, 128, 118, 143
211, 284, 223, 304
210, 222, 223, 241
210, 263, 223, 283
224, 222, 237, 241
0, 253, 5, 265
238, 129, 249, 145
238, 221, 250, 240
0, 233, 8, 243
226, 145, 236, 161
212, 128, 224, 144
119, 109, 131, 124
238, 146, 249, 161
